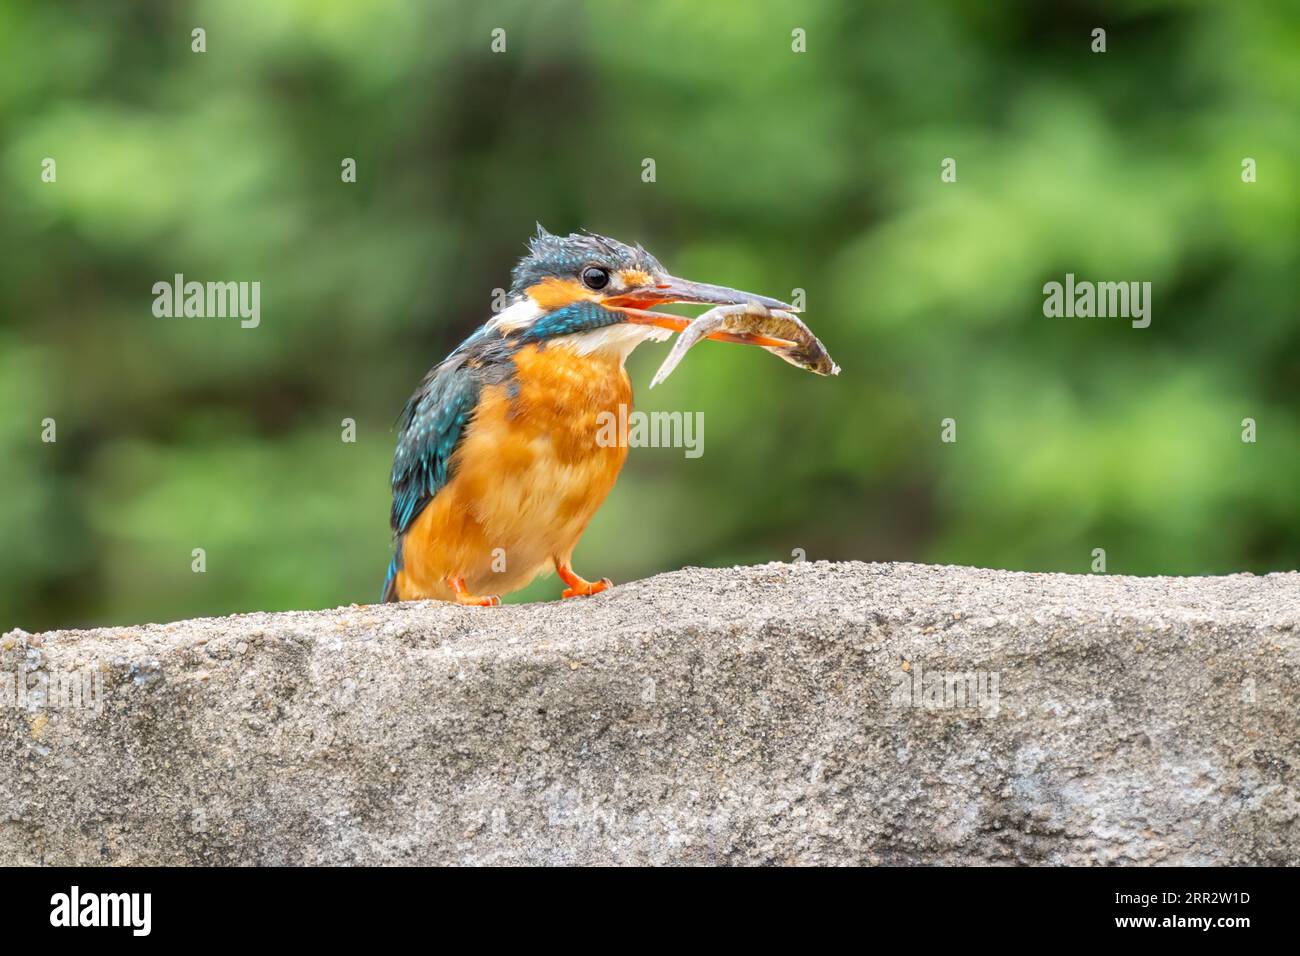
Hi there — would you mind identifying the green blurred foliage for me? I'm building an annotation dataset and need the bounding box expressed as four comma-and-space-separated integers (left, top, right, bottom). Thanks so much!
1, 0, 1296, 629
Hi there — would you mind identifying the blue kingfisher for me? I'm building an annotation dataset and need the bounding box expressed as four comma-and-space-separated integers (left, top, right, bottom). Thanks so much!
384, 227, 795, 605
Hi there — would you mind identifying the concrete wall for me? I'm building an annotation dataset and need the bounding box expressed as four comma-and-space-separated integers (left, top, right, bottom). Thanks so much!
2, 561, 1297, 864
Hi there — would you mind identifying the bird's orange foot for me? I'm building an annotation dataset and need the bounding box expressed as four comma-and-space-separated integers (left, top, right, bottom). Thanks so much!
447, 575, 500, 607
555, 562, 612, 599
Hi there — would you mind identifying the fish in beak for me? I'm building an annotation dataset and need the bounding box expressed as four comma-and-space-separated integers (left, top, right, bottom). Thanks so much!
607, 276, 801, 350
648, 301, 840, 387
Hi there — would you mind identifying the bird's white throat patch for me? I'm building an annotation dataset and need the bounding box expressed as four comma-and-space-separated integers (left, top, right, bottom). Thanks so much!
491, 296, 672, 363
489, 297, 543, 332
558, 322, 673, 361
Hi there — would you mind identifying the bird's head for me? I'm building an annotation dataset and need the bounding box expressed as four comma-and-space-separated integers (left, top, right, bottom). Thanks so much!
493, 227, 795, 357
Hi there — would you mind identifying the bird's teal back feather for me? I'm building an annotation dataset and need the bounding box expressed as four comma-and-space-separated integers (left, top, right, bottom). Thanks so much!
383, 300, 625, 601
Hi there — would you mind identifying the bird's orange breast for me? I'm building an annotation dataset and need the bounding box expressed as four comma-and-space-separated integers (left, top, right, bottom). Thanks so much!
393, 342, 632, 600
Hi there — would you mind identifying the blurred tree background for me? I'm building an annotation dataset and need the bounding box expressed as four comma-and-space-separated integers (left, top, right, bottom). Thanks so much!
1, 0, 1296, 631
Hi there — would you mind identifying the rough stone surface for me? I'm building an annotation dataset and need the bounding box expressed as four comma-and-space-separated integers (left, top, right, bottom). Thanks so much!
2, 561, 1298, 865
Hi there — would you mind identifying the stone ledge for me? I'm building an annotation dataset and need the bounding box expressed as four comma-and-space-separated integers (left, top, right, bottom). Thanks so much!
2, 561, 1297, 865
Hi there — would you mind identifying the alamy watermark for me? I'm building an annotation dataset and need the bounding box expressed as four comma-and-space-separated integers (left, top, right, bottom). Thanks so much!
891, 662, 1000, 717
152, 274, 260, 328
1043, 273, 1151, 329
1, 665, 104, 716
50, 886, 150, 936
595, 403, 703, 458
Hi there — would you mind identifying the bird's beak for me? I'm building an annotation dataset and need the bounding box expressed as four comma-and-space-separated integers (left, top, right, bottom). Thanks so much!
608, 276, 799, 349
608, 275, 794, 312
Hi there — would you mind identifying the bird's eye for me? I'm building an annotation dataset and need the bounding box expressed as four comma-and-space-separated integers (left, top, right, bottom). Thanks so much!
581, 266, 610, 290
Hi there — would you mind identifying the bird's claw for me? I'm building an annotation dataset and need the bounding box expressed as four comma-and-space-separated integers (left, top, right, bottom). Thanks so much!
555, 561, 612, 599
562, 576, 611, 599
447, 575, 500, 606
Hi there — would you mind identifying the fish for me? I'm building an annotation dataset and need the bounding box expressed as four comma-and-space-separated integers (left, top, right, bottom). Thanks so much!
649, 302, 840, 388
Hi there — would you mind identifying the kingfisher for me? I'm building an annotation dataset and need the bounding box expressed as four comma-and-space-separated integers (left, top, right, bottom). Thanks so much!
383, 227, 796, 606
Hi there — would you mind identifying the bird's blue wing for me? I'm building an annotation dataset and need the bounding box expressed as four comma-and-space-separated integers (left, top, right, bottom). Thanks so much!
390, 363, 479, 534
383, 358, 480, 600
